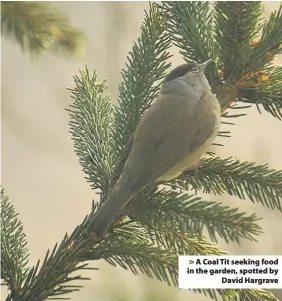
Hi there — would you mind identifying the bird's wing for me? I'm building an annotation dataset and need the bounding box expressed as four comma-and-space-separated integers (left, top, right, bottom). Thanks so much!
124, 91, 219, 187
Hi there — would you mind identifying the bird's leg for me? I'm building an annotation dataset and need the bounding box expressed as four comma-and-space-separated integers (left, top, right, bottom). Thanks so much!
189, 161, 200, 170
185, 161, 201, 177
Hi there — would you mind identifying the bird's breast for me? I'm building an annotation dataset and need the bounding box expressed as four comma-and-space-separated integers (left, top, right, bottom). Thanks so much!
158, 91, 221, 181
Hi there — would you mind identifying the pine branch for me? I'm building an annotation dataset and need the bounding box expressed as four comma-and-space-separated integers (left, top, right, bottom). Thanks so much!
81, 228, 278, 301
9, 213, 99, 301
110, 214, 229, 256
221, 102, 250, 119
1, 2, 85, 57
132, 189, 262, 244
214, 1, 263, 82
78, 227, 269, 301
215, 102, 252, 146
84, 235, 277, 301
236, 289, 279, 301
192, 288, 278, 301
251, 3, 282, 69
113, 3, 172, 157
82, 237, 179, 286
214, 1, 282, 113
175, 156, 282, 212
67, 68, 114, 195
239, 65, 282, 120
1, 189, 30, 293
161, 1, 215, 61
1, 191, 277, 301
160, 1, 221, 90
148, 228, 228, 256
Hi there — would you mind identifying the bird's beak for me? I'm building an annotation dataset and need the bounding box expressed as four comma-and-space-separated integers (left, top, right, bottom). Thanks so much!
201, 59, 213, 72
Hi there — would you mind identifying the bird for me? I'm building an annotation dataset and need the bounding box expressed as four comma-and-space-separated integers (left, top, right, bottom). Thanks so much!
88, 59, 221, 237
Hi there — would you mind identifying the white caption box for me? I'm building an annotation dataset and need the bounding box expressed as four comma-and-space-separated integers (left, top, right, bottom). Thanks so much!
179, 255, 282, 289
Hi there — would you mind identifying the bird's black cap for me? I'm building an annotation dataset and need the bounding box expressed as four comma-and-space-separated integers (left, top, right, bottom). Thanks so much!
163, 60, 213, 84
163, 63, 197, 84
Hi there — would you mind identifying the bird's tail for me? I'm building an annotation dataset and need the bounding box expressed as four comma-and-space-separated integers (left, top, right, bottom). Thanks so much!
87, 176, 136, 237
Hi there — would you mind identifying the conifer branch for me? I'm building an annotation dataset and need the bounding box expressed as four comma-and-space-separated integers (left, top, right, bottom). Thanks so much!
113, 3, 172, 157
239, 65, 282, 120
109, 215, 229, 256
0, 190, 277, 301
237, 288, 279, 301
79, 228, 274, 301
148, 228, 228, 256
160, 1, 221, 90
176, 156, 282, 212
1, 2, 85, 57
214, 2, 263, 82
133, 189, 262, 244
82, 239, 179, 286
192, 288, 278, 301
161, 1, 216, 61
214, 1, 282, 113
1, 190, 30, 293
4, 211, 99, 301
251, 3, 282, 69
67, 69, 114, 195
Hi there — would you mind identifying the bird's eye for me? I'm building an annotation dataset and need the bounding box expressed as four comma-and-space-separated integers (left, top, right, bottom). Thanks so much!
191, 66, 198, 72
